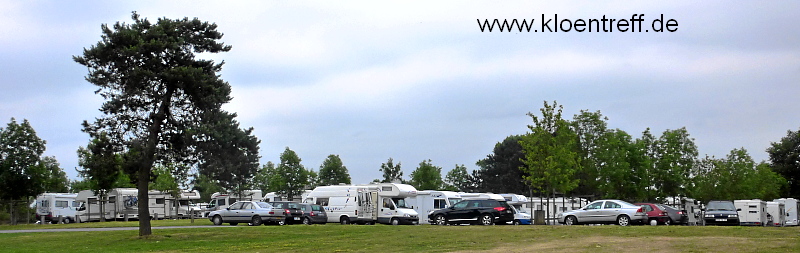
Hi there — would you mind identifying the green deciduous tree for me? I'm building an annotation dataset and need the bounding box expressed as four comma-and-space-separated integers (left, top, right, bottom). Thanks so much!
767, 128, 800, 198
520, 101, 581, 199
652, 127, 698, 199
75, 12, 235, 236
254, 161, 278, 193
379, 158, 403, 183
409, 160, 445, 190
274, 147, 309, 200
40, 156, 69, 193
318, 155, 351, 186
0, 118, 48, 225
444, 164, 471, 192
690, 149, 787, 203
191, 174, 223, 203
77, 133, 123, 221
571, 110, 608, 197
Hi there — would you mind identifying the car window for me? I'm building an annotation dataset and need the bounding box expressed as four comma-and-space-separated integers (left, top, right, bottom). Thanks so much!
641, 205, 652, 212
585, 202, 602, 210
229, 202, 244, 210
454, 201, 469, 208
271, 202, 284, 208
604, 201, 621, 209
311, 205, 323, 211
256, 202, 272, 209
300, 205, 309, 211
483, 200, 500, 208
242, 203, 253, 210
288, 203, 300, 209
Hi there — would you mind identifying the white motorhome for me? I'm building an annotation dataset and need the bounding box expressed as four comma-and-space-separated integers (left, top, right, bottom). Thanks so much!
35, 193, 79, 224
76, 188, 183, 222
499, 194, 533, 225
304, 183, 419, 225
407, 190, 462, 224
75, 190, 116, 222
773, 198, 799, 226
735, 199, 767, 226
261, 190, 310, 202
203, 190, 263, 217
766, 201, 786, 227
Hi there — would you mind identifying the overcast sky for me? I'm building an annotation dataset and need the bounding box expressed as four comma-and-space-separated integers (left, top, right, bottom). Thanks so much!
1, 1, 799, 185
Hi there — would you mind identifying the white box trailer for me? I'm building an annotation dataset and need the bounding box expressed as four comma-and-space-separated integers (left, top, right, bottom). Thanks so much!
735, 199, 767, 226
773, 198, 799, 226
407, 191, 462, 224
304, 183, 419, 225
35, 193, 79, 224
766, 201, 786, 227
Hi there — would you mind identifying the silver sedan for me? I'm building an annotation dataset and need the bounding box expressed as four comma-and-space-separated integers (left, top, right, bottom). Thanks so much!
208, 201, 286, 226
556, 199, 647, 226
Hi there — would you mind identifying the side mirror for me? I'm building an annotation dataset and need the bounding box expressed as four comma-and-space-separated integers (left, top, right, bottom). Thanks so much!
736, 208, 741, 211
226, 207, 230, 211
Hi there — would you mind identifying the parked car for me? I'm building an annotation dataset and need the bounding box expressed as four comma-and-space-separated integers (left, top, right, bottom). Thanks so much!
703, 200, 740, 226
658, 204, 688, 225
208, 201, 286, 226
635, 203, 671, 225
556, 199, 647, 226
428, 198, 514, 225
298, 203, 327, 225
268, 201, 304, 224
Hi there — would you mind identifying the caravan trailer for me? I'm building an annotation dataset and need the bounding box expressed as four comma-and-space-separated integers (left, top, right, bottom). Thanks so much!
35, 193, 79, 224
773, 198, 799, 226
766, 201, 786, 227
734, 199, 767, 226
407, 191, 462, 224
304, 183, 419, 225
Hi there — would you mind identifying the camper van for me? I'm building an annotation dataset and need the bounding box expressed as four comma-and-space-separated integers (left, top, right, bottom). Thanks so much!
773, 198, 799, 226
766, 201, 786, 227
304, 183, 419, 225
75, 188, 183, 222
407, 191, 462, 224
177, 190, 202, 218
35, 193, 79, 224
735, 199, 767, 226
203, 190, 263, 217
499, 194, 533, 225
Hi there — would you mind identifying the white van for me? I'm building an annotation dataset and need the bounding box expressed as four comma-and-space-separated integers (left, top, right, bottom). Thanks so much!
35, 193, 79, 224
304, 183, 419, 225
407, 191, 462, 224
773, 198, 799, 226
735, 199, 767, 226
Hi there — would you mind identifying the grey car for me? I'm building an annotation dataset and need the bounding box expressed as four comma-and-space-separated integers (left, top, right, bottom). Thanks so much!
208, 201, 286, 226
556, 199, 648, 226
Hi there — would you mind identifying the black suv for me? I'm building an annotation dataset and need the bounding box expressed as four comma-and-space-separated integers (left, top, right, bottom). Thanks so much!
268, 201, 304, 224
428, 199, 514, 225
703, 200, 740, 226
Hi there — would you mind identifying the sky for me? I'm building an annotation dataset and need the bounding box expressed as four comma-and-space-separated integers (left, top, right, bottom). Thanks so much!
1, 1, 799, 185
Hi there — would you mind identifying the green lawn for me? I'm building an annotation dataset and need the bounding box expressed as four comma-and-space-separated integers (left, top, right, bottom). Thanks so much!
1, 223, 798, 252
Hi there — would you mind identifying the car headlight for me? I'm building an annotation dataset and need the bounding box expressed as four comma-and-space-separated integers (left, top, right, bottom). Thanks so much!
705, 214, 714, 218
728, 214, 738, 218
404, 213, 411, 217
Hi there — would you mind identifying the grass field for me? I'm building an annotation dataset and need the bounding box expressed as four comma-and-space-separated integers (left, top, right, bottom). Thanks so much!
1, 221, 799, 252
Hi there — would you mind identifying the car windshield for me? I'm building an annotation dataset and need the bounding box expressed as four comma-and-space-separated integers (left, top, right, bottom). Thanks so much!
256, 202, 272, 209
707, 201, 735, 211
393, 198, 409, 208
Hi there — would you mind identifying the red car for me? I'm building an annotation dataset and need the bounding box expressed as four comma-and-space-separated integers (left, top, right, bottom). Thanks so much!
635, 203, 671, 225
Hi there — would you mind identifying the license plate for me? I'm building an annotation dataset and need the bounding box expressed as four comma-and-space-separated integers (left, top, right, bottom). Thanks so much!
294, 217, 300, 220
715, 219, 727, 222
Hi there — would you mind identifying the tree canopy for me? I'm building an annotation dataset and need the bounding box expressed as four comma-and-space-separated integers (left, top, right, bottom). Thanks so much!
379, 158, 403, 183
408, 160, 445, 190
767, 128, 800, 198
318, 154, 351, 186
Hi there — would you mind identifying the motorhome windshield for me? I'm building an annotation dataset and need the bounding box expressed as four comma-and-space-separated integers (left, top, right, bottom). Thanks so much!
393, 198, 410, 208
707, 201, 736, 211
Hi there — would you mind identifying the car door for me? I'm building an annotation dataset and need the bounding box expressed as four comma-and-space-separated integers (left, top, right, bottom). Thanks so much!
226, 202, 244, 222
240, 202, 255, 221
578, 201, 603, 223
600, 201, 623, 222
447, 200, 472, 221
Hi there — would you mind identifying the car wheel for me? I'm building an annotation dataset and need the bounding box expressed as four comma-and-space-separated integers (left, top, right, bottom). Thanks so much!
649, 219, 658, 226
277, 219, 286, 226
664, 218, 672, 226
435, 214, 447, 226
565, 216, 577, 225
479, 214, 494, 226
230, 222, 238, 226
340, 217, 351, 225
391, 218, 400, 225
251, 216, 263, 226
63, 218, 71, 224
212, 215, 223, 226
303, 217, 312, 225
512, 220, 521, 225
617, 215, 631, 226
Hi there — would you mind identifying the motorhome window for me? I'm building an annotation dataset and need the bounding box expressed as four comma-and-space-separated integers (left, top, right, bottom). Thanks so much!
274, 197, 282, 201
72, 201, 80, 208
316, 198, 329, 206
88, 198, 97, 204
217, 199, 226, 206
108, 196, 116, 203
179, 200, 189, 206
434, 199, 447, 209
393, 198, 409, 208
156, 198, 165, 204
382, 186, 393, 191
383, 198, 394, 209
40, 200, 48, 207
55, 200, 69, 208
